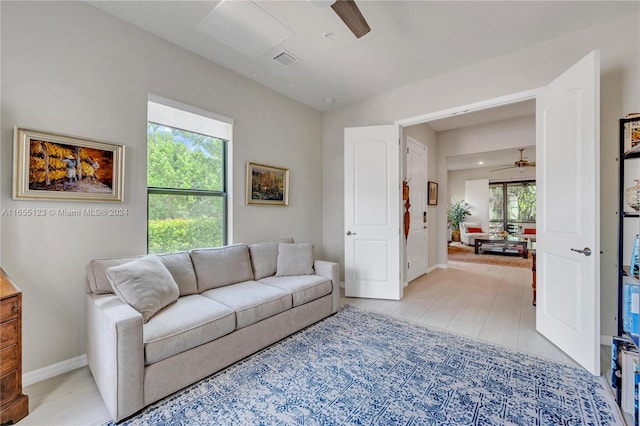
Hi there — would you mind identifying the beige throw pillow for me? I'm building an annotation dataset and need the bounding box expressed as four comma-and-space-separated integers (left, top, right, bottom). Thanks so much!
106, 254, 180, 323
276, 243, 314, 277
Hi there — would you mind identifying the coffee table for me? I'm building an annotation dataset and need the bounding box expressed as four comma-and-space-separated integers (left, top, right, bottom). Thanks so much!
474, 236, 528, 259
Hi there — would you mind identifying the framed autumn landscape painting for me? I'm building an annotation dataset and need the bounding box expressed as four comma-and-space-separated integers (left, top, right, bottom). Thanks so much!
13, 127, 124, 202
246, 162, 289, 206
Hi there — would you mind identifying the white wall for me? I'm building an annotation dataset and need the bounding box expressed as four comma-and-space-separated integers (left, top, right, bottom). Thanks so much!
464, 179, 489, 229
322, 13, 640, 337
0, 2, 323, 374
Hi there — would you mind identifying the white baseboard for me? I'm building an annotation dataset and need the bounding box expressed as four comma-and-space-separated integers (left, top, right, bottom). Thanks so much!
426, 265, 440, 273
23, 354, 88, 387
436, 263, 448, 269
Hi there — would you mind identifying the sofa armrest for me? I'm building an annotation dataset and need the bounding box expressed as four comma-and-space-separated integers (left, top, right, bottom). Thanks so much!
314, 260, 340, 313
86, 293, 144, 421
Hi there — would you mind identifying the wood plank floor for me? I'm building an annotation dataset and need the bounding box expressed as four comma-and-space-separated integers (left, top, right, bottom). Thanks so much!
19, 261, 613, 425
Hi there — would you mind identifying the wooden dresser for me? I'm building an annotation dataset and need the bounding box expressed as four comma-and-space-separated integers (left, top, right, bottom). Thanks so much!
1, 268, 28, 424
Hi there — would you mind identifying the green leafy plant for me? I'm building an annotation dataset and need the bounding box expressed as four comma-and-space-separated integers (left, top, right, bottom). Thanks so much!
447, 200, 472, 230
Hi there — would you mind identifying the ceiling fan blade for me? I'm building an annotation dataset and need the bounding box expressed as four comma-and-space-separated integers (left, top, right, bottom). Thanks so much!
331, 0, 370, 38
527, 162, 536, 167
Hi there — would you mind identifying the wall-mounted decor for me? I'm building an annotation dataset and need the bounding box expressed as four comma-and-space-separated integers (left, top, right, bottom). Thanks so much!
246, 162, 289, 206
428, 181, 438, 205
13, 127, 124, 202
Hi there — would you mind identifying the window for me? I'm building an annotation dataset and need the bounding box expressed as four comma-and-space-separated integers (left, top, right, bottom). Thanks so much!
489, 181, 536, 234
147, 99, 231, 253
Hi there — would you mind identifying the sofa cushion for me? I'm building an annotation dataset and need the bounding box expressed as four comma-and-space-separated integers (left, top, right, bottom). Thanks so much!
191, 245, 254, 292
143, 295, 235, 365
260, 275, 332, 307
276, 243, 314, 277
105, 255, 180, 323
461, 222, 480, 231
248, 238, 294, 280
86, 255, 142, 294
86, 252, 197, 296
157, 251, 198, 296
202, 281, 292, 329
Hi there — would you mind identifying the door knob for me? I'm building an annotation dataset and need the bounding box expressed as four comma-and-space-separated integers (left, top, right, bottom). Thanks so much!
346, 231, 357, 236
571, 247, 592, 256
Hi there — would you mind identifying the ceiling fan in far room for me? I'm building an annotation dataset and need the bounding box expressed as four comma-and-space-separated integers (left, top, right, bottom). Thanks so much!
490, 148, 536, 172
309, 0, 371, 38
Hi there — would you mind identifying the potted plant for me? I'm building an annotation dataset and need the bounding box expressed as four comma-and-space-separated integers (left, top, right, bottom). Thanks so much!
448, 200, 471, 242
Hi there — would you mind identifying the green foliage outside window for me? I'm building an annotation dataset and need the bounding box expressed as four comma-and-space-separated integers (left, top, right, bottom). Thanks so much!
489, 181, 535, 232
507, 183, 536, 222
147, 123, 226, 253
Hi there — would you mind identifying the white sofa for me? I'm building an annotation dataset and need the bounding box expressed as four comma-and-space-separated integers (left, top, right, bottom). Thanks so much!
85, 238, 340, 422
459, 222, 489, 245
517, 223, 537, 241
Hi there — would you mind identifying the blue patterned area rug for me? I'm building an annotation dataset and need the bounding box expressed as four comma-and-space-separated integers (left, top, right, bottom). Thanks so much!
107, 305, 622, 425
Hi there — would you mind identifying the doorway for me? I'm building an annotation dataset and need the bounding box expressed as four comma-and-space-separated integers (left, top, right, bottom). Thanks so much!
345, 51, 600, 374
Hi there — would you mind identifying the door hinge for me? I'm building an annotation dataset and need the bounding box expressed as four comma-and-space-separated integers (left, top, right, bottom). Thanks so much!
408, 262, 410, 269
407, 147, 409, 154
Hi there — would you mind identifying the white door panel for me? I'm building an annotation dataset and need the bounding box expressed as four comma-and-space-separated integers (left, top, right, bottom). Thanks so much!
345, 125, 402, 300
536, 50, 600, 375
407, 138, 427, 282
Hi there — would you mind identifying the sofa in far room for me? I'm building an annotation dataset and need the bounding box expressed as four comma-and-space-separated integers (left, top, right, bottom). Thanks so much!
459, 222, 489, 245
517, 224, 537, 242
85, 238, 340, 422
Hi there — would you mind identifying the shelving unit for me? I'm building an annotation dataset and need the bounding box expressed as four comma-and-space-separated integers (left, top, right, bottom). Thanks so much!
618, 116, 640, 338
614, 117, 640, 421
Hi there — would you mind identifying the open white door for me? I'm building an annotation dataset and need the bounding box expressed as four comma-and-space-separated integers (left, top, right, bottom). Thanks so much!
406, 138, 427, 282
536, 51, 600, 374
344, 125, 402, 300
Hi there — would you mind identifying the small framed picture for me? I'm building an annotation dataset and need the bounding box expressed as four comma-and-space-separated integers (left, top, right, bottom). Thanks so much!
246, 162, 289, 206
428, 181, 438, 205
13, 127, 124, 202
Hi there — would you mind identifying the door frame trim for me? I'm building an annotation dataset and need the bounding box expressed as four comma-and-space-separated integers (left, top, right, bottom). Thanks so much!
396, 88, 539, 127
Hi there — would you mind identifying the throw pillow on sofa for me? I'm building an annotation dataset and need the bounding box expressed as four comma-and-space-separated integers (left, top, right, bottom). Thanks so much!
248, 237, 294, 279
276, 243, 314, 276
105, 254, 180, 323
466, 227, 483, 233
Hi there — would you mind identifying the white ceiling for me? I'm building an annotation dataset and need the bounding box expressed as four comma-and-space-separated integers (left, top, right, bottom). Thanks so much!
446, 145, 536, 171
87, 1, 639, 112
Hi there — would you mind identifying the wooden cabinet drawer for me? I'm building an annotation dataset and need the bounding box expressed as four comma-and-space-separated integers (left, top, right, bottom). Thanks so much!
0, 296, 19, 322
0, 345, 17, 376
0, 320, 17, 349
0, 370, 19, 403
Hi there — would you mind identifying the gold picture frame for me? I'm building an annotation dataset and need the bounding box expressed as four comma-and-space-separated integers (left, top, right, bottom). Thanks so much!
246, 162, 289, 206
13, 127, 124, 202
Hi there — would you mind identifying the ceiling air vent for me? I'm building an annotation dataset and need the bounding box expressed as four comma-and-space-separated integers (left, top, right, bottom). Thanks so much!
272, 50, 299, 67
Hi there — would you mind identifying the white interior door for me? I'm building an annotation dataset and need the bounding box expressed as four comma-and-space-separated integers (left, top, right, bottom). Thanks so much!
536, 50, 600, 374
406, 137, 427, 282
344, 125, 402, 300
